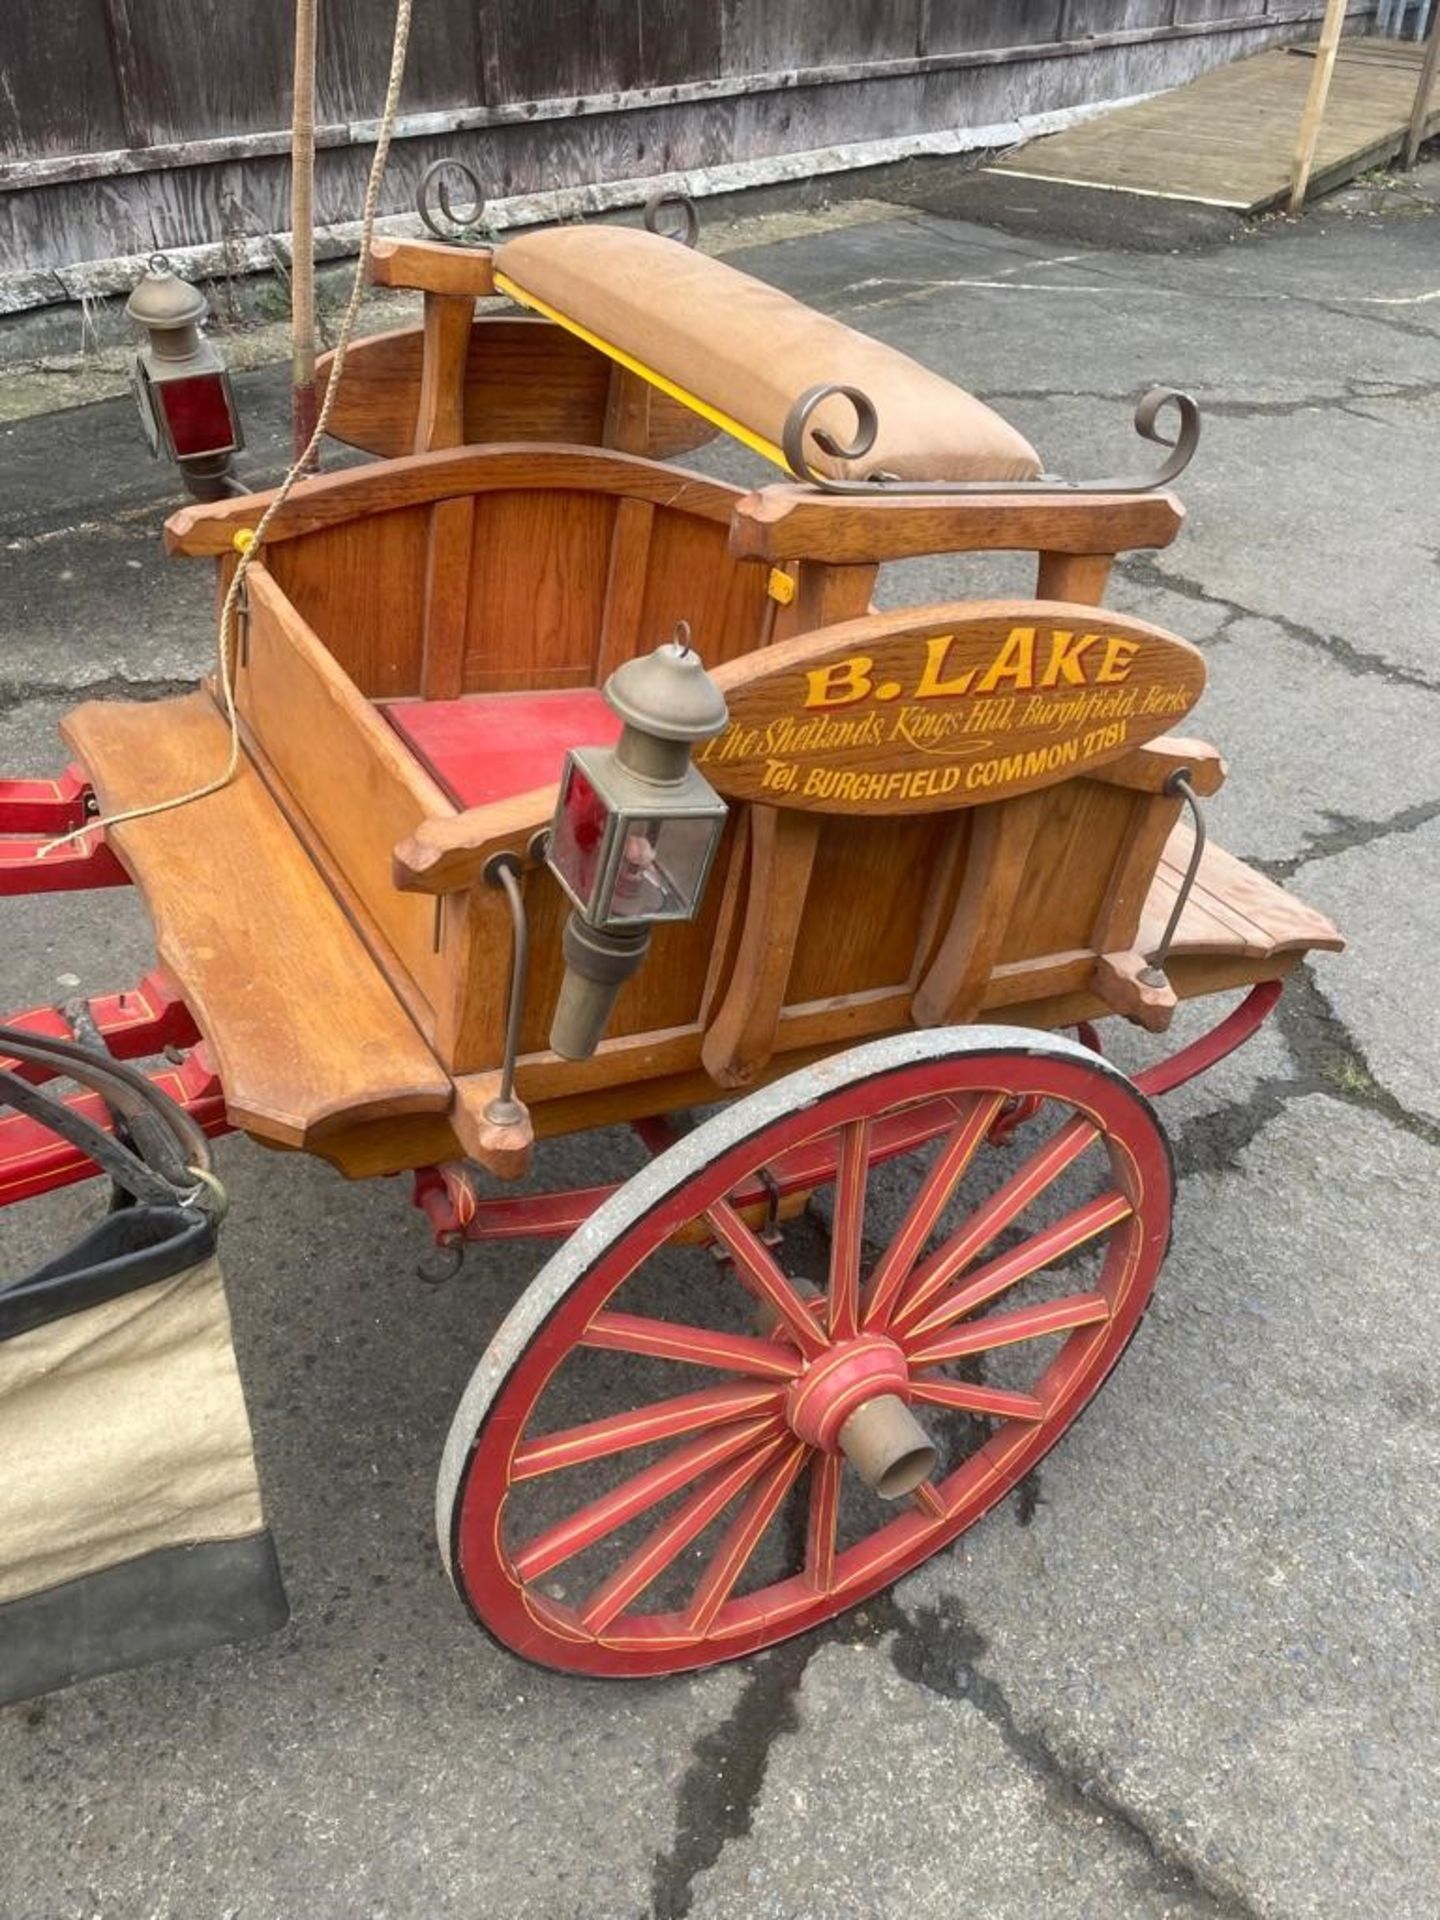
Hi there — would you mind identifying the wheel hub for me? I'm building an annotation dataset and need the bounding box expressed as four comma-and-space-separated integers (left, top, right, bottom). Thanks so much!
784, 1334, 936, 1499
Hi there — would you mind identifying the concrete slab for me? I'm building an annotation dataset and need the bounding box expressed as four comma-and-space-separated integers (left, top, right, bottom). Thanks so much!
1293, 813, 1440, 1128
899, 1098, 1440, 1920
687, 1643, 1205, 1920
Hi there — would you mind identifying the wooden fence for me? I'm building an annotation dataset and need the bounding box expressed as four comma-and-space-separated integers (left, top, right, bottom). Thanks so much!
0, 1, 1376, 310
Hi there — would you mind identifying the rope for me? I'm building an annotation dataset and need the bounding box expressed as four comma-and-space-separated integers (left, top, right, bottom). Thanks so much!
40, 0, 415, 860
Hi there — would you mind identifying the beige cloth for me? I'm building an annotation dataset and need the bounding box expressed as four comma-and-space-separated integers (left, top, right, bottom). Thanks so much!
0, 1257, 264, 1603
495, 226, 1042, 484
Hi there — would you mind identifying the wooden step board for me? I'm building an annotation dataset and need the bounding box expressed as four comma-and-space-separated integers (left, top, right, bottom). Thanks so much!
1140, 824, 1342, 965
61, 693, 451, 1149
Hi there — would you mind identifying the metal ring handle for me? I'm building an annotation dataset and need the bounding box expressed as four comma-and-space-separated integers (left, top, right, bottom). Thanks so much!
643, 189, 700, 248
418, 158, 487, 242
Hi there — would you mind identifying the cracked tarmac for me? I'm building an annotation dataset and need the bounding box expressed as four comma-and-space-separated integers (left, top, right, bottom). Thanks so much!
1, 165, 1438, 1920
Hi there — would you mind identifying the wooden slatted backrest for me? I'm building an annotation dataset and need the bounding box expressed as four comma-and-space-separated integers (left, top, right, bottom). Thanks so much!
165, 445, 773, 702
693, 601, 1212, 1087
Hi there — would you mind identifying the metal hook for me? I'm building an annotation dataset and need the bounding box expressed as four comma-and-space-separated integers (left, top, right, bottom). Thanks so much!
417, 158, 488, 243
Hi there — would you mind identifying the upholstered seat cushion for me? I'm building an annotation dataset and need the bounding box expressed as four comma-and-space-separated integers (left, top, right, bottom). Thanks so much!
493, 226, 1042, 485
384, 689, 620, 809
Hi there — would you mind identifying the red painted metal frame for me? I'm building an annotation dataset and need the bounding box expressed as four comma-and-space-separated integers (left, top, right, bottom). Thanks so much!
0, 1046, 228, 1206
0, 969, 228, 1204
410, 983, 1284, 1250
0, 766, 130, 896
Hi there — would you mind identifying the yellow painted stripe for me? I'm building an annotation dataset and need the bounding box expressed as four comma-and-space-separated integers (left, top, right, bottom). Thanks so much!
493, 268, 790, 472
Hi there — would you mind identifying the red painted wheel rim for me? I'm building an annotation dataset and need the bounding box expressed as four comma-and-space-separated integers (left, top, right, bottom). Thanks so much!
446, 1038, 1172, 1676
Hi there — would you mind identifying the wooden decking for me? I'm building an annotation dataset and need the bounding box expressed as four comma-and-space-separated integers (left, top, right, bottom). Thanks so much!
988, 38, 1439, 214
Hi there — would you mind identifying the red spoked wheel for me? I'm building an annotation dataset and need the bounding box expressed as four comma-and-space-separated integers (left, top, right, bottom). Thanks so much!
438, 1027, 1173, 1676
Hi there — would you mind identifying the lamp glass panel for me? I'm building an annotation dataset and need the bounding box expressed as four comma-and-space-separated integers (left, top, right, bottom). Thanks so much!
549, 758, 614, 913
604, 813, 721, 923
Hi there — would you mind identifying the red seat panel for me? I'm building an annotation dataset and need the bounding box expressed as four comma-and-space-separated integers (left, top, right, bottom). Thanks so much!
383, 690, 621, 810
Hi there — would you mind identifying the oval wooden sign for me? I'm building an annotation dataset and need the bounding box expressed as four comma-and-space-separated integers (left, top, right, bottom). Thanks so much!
702, 600, 1206, 814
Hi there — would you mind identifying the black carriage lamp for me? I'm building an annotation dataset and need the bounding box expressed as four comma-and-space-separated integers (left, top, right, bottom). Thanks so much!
546, 624, 730, 1061
127, 256, 246, 502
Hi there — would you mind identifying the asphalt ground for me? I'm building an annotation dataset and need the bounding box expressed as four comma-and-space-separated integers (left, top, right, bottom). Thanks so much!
1, 162, 1438, 1919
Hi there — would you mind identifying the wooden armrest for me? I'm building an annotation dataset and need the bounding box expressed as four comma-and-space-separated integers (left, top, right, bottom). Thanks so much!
1094, 736, 1225, 796
393, 789, 554, 894
728, 488, 1185, 566
369, 236, 495, 297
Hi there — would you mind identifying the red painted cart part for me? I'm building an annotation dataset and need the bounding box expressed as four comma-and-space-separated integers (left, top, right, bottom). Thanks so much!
0, 828, 128, 896
1132, 980, 1283, 1100
412, 1095, 971, 1248
0, 1044, 227, 1207
0, 765, 95, 835
0, 969, 199, 1085
441, 1030, 1173, 1676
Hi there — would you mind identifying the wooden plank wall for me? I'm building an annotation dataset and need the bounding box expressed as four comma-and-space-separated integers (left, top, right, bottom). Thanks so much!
0, 2, 1377, 301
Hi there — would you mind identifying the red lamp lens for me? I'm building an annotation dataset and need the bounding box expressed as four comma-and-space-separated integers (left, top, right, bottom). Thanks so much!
157, 372, 238, 458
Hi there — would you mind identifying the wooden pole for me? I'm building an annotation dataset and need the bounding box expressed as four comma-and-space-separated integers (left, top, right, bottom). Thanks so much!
290, 0, 319, 466
1288, 0, 1348, 214
1403, 7, 1440, 169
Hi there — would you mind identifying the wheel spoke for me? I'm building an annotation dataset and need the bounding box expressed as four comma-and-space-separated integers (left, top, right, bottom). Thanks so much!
684, 1442, 809, 1634
513, 1382, 785, 1482
828, 1120, 870, 1341
581, 1311, 802, 1380
893, 1113, 1099, 1332
908, 1291, 1111, 1369
578, 1436, 789, 1634
512, 1415, 784, 1583
909, 1377, 1046, 1422
900, 1190, 1132, 1345
706, 1199, 829, 1359
862, 1093, 1006, 1329
804, 1451, 842, 1593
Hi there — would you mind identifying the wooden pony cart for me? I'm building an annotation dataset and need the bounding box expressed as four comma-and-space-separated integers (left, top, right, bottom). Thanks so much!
0, 221, 1341, 1678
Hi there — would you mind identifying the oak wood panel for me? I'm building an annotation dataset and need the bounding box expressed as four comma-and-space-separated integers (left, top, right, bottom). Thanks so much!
1141, 826, 1343, 959
701, 808, 822, 1089
1090, 789, 1184, 959
636, 510, 773, 670
317, 316, 717, 462
236, 566, 458, 1012
420, 496, 475, 699
912, 792, 1047, 1026
393, 787, 554, 896
167, 444, 740, 555
785, 813, 955, 1005
996, 779, 1139, 965
598, 498, 657, 680
368, 236, 497, 296
59, 692, 450, 1149
414, 292, 474, 451
1095, 736, 1225, 796
730, 488, 1185, 566
266, 504, 430, 697
1035, 549, 1112, 602
463, 486, 617, 690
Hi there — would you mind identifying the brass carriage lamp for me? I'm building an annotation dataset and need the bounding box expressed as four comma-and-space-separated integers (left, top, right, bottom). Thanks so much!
126, 257, 244, 501
547, 627, 729, 1060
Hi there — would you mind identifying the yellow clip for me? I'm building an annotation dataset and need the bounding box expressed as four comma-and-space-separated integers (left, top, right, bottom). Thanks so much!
232, 529, 256, 555
767, 568, 796, 606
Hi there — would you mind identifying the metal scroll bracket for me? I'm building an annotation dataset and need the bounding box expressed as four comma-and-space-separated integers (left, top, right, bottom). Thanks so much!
779, 382, 1202, 497
417, 158, 490, 246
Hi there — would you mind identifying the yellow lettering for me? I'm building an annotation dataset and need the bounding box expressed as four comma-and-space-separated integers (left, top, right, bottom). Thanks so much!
974, 627, 1036, 695
804, 655, 875, 709
1097, 637, 1140, 684
1039, 630, 1098, 687
914, 634, 976, 699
